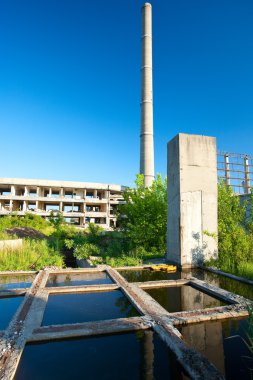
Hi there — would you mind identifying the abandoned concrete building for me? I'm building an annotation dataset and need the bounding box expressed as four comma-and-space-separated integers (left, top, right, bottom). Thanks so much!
0, 178, 125, 229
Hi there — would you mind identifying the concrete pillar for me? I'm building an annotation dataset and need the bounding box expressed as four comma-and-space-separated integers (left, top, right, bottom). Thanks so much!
24, 186, 28, 196
224, 154, 230, 187
140, 3, 154, 188
244, 157, 250, 194
167, 134, 218, 268
23, 201, 27, 212
60, 188, 64, 198
11, 185, 15, 196
49, 188, 52, 197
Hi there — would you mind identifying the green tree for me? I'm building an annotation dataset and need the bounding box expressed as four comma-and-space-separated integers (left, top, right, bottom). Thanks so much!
119, 174, 167, 253
48, 211, 65, 229
217, 181, 253, 271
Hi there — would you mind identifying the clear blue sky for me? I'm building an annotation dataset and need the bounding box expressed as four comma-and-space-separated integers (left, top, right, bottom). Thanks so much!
0, 0, 253, 186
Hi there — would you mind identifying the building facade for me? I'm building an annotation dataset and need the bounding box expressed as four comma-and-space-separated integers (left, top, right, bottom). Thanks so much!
0, 178, 126, 229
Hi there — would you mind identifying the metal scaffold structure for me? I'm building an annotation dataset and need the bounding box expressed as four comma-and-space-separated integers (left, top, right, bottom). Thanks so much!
217, 151, 253, 194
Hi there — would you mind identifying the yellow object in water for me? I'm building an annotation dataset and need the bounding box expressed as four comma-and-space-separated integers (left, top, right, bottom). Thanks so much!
150, 265, 177, 272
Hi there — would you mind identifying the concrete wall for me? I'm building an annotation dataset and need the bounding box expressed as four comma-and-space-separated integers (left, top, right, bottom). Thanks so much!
0, 239, 23, 251
167, 133, 218, 268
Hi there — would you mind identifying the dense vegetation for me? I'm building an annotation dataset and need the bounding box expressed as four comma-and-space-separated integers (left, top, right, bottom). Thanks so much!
0, 213, 54, 239
70, 174, 167, 266
1, 176, 253, 275
211, 181, 253, 279
0, 240, 63, 271
0, 213, 63, 270
0, 175, 167, 269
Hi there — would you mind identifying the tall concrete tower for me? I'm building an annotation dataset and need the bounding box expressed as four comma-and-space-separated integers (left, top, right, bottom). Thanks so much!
140, 2, 155, 187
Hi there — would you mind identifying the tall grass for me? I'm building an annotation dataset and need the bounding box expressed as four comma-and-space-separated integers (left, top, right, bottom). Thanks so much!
0, 240, 64, 271
237, 262, 253, 281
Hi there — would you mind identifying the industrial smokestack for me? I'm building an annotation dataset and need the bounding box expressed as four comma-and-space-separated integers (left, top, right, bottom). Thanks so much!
140, 2, 155, 187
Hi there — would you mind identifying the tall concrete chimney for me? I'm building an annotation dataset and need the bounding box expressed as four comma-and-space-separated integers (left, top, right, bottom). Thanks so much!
140, 2, 155, 187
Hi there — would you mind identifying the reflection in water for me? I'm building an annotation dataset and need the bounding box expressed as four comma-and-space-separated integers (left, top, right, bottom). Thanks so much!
118, 269, 182, 282
180, 317, 253, 380
42, 290, 139, 326
141, 330, 154, 380
14, 331, 189, 380
146, 285, 227, 313
0, 296, 24, 330
0, 275, 34, 290
46, 272, 113, 287
192, 269, 253, 300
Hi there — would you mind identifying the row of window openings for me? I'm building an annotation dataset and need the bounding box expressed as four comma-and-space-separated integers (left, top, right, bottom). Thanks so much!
44, 217, 106, 225
0, 189, 106, 199
0, 203, 105, 212
1, 202, 118, 214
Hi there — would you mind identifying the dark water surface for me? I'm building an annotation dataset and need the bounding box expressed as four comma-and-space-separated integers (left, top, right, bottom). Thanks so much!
180, 317, 253, 380
0, 296, 24, 330
46, 272, 113, 287
118, 269, 181, 282
14, 331, 189, 380
0, 275, 34, 290
192, 269, 253, 300
146, 285, 227, 313
42, 290, 139, 326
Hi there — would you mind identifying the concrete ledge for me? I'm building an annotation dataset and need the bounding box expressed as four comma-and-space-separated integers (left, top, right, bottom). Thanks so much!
0, 290, 26, 298
30, 316, 150, 342
46, 267, 107, 274
171, 305, 249, 326
189, 278, 251, 305
0, 271, 36, 276
47, 284, 119, 294
203, 266, 253, 286
2, 266, 250, 379
135, 279, 189, 288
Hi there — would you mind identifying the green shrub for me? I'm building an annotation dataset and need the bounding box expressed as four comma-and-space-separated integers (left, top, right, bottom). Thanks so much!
0, 213, 54, 235
214, 181, 253, 273
73, 243, 101, 260
105, 255, 142, 267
